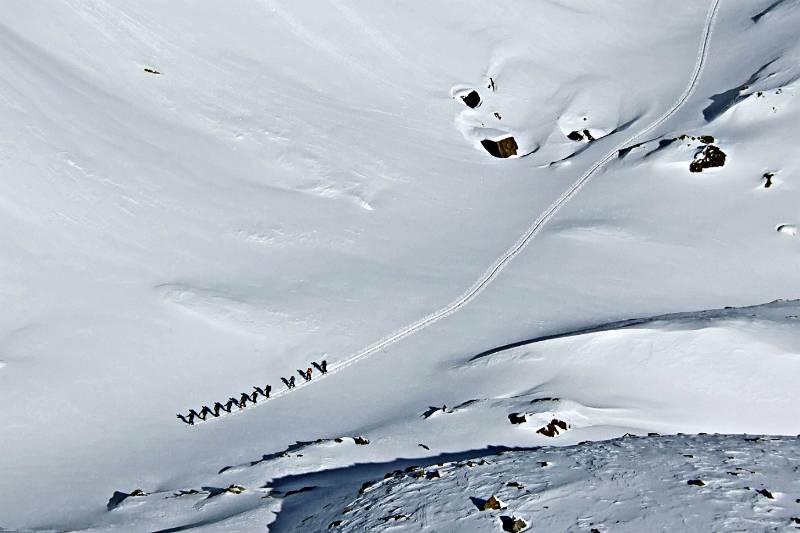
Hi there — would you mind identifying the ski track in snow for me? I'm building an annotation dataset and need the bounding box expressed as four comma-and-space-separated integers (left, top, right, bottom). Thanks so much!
186, 0, 722, 425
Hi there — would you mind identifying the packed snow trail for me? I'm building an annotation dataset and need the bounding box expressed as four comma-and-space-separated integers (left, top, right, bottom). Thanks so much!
185, 0, 721, 423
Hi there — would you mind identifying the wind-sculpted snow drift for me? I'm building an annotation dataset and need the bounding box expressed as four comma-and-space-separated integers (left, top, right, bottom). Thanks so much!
273, 434, 800, 532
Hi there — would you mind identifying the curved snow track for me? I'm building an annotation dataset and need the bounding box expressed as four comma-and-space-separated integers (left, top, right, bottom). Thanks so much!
187, 0, 722, 424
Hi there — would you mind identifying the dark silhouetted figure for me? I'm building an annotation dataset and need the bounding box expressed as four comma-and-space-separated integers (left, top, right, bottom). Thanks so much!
282, 377, 293, 389
200, 405, 215, 418
253, 386, 266, 398
313, 360, 328, 374
247, 390, 259, 403
226, 397, 240, 411
297, 368, 311, 382
265, 384, 271, 398
189, 408, 205, 421
239, 392, 251, 407
213, 401, 228, 415
177, 413, 194, 425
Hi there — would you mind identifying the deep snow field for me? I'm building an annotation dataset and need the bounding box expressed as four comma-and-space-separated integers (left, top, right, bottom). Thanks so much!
1, 0, 800, 531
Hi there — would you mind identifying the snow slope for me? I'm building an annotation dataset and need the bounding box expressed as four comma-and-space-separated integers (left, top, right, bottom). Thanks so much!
1, 0, 800, 530
273, 434, 800, 532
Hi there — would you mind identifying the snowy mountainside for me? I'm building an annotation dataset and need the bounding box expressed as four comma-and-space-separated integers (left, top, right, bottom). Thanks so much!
1, 0, 800, 531
270, 434, 800, 532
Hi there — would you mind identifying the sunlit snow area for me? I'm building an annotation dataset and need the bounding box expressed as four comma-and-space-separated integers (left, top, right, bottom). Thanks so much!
1, 0, 800, 531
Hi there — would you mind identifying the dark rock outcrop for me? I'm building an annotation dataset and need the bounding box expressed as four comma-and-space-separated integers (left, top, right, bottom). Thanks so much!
461, 90, 481, 108
508, 413, 527, 425
482, 137, 518, 158
500, 515, 528, 532
536, 418, 569, 437
690, 145, 727, 172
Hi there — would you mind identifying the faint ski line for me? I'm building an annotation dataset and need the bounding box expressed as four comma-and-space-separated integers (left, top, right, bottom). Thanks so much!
187, 0, 721, 424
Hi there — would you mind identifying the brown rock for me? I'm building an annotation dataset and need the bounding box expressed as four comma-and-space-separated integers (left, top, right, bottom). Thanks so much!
482, 495, 502, 511
481, 137, 518, 158
500, 515, 528, 532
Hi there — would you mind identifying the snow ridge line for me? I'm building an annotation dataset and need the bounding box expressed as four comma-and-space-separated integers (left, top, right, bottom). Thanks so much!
186, 0, 721, 424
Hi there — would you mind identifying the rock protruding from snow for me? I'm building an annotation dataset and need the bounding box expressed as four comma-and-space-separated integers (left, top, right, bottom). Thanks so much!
690, 145, 727, 172
481, 495, 503, 511
461, 90, 481, 109
536, 418, 569, 437
500, 515, 528, 532
508, 412, 527, 425
481, 137, 519, 158
776, 224, 797, 236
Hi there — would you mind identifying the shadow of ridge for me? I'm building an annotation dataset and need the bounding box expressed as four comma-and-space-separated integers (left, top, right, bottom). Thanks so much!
702, 60, 776, 122
468, 298, 799, 362
266, 445, 535, 533
752, 0, 789, 23
218, 438, 340, 474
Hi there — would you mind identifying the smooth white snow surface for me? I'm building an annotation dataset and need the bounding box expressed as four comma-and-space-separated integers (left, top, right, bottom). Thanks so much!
1, 0, 799, 531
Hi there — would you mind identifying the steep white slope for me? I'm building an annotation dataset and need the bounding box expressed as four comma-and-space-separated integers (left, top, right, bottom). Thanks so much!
1, 0, 799, 530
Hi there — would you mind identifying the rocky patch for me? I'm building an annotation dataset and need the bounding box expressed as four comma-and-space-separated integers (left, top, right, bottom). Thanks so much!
461, 90, 481, 109
508, 412, 527, 425
690, 144, 727, 173
536, 418, 569, 437
481, 137, 519, 158
500, 515, 528, 532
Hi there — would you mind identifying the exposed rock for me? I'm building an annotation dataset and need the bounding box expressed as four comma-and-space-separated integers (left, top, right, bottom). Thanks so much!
508, 412, 527, 425
225, 484, 246, 494
687, 479, 705, 487
536, 418, 569, 437
583, 129, 596, 141
494, 112, 502, 120
777, 224, 798, 236
481, 137, 518, 158
353, 436, 370, 445
328, 520, 343, 529
699, 135, 715, 144
418, 443, 430, 450
382, 513, 409, 522
689, 145, 727, 173
461, 90, 481, 108
756, 488, 774, 499
763, 172, 774, 188
426, 470, 441, 479
143, 68, 161, 75
500, 515, 528, 532
481, 495, 503, 511
567, 130, 584, 141
129, 489, 147, 497
506, 481, 524, 489
359, 481, 374, 494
